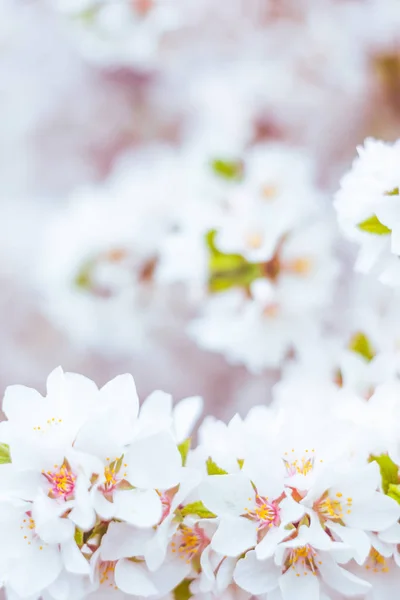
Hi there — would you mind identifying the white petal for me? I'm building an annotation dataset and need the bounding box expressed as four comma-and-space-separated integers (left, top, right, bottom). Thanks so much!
32, 494, 75, 544
68, 476, 95, 532
234, 550, 279, 595
114, 489, 162, 528
126, 432, 181, 490
280, 495, 305, 525
148, 554, 191, 596
61, 539, 90, 575
144, 519, 174, 572
256, 526, 290, 560
92, 488, 116, 521
115, 559, 158, 597
8, 545, 62, 597
328, 522, 371, 565
101, 522, 154, 561
199, 474, 254, 517
100, 374, 139, 419
200, 544, 215, 586
139, 391, 173, 432
211, 517, 257, 557
318, 553, 371, 595
2, 385, 43, 422
173, 396, 203, 443
345, 493, 400, 531
379, 522, 400, 544
279, 569, 319, 600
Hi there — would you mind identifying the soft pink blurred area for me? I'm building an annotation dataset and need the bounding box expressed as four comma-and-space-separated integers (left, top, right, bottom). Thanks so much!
1, 0, 400, 424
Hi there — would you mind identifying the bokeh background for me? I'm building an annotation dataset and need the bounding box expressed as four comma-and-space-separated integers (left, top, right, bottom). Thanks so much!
1, 0, 400, 423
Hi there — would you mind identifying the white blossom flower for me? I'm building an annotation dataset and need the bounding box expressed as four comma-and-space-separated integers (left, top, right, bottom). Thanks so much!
335, 138, 400, 286
53, 0, 183, 70
0, 499, 79, 598
234, 520, 371, 599
301, 462, 400, 565
200, 473, 303, 560
34, 148, 187, 356
190, 221, 338, 372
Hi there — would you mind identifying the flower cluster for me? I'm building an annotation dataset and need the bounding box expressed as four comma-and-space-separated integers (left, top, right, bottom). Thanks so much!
160, 143, 338, 372
35, 140, 338, 371
335, 138, 400, 287
2, 367, 400, 600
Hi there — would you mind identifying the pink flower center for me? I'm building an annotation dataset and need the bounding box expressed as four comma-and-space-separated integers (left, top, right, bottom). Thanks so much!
158, 491, 172, 523
43, 463, 76, 500
100, 456, 128, 494
284, 544, 320, 577
99, 561, 118, 589
365, 548, 390, 574
246, 495, 280, 530
171, 524, 210, 564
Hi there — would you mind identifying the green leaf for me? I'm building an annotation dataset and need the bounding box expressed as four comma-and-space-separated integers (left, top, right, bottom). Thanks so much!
387, 483, 400, 503
205, 230, 263, 293
385, 187, 399, 196
74, 528, 84, 547
115, 455, 124, 473
178, 438, 191, 466
211, 158, 243, 181
0, 443, 11, 464
237, 458, 244, 469
180, 501, 216, 519
74, 259, 95, 290
348, 332, 376, 362
206, 457, 228, 476
173, 579, 193, 600
357, 215, 391, 235
370, 454, 399, 493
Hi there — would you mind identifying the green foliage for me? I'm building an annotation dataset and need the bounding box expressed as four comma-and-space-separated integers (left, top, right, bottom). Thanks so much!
237, 458, 244, 469
0, 443, 11, 464
357, 215, 391, 235
205, 230, 263, 293
348, 332, 375, 362
180, 501, 216, 519
211, 158, 243, 181
74, 259, 95, 290
173, 579, 193, 600
206, 457, 228, 475
370, 454, 399, 494
74, 528, 84, 547
178, 438, 191, 466
385, 187, 399, 196
387, 484, 400, 504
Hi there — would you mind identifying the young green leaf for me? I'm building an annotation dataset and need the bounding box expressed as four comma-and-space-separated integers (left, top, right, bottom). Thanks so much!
173, 579, 193, 600
180, 501, 216, 519
205, 230, 263, 293
178, 438, 191, 466
357, 215, 391, 235
74, 528, 84, 547
370, 454, 399, 494
348, 332, 375, 362
385, 187, 399, 196
206, 457, 228, 476
210, 158, 243, 181
387, 484, 400, 504
0, 443, 11, 465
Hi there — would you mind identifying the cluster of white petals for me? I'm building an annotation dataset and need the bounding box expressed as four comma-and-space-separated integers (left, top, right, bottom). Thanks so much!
35, 140, 338, 371
2, 366, 400, 600
335, 138, 400, 287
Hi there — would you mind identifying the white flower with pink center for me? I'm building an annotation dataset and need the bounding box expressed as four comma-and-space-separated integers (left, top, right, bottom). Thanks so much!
0, 499, 87, 599
199, 473, 304, 560
301, 462, 400, 565
234, 521, 372, 600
